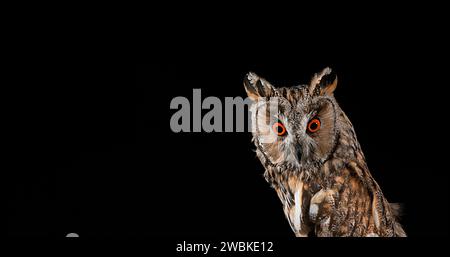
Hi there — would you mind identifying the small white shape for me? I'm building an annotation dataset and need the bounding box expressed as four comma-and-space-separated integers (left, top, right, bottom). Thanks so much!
309, 203, 319, 221
66, 233, 79, 237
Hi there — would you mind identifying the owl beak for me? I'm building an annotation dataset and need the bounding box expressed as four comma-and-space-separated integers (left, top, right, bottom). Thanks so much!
295, 146, 303, 162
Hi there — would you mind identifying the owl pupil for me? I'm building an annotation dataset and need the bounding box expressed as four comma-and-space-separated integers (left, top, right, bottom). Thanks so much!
277, 126, 283, 133
310, 123, 317, 130
272, 122, 286, 136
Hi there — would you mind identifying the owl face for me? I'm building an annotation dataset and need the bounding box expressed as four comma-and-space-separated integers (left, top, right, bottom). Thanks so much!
244, 68, 339, 172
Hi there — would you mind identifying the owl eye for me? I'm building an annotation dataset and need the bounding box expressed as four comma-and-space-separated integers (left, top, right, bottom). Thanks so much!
307, 118, 321, 133
272, 122, 286, 136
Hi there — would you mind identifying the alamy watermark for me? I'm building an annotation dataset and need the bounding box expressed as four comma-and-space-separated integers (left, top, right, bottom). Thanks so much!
169, 89, 280, 135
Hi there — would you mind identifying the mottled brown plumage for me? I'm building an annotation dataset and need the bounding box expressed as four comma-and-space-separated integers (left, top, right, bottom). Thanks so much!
244, 68, 406, 237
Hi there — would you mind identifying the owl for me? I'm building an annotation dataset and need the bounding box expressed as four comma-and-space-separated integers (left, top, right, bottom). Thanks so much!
243, 68, 406, 237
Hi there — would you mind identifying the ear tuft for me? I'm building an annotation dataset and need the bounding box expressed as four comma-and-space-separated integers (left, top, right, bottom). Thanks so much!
309, 67, 338, 96
243, 72, 275, 101
246, 72, 260, 86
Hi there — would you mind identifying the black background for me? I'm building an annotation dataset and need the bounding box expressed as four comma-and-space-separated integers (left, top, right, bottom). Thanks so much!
9, 3, 448, 248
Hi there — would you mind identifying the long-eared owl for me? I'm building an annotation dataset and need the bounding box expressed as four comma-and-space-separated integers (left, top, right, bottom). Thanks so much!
244, 68, 406, 237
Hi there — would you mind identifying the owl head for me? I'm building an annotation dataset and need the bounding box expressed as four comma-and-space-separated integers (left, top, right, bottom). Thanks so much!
244, 68, 342, 176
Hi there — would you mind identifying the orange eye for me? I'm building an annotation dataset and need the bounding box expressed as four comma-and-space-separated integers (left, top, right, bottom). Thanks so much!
272, 122, 286, 136
307, 118, 321, 133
